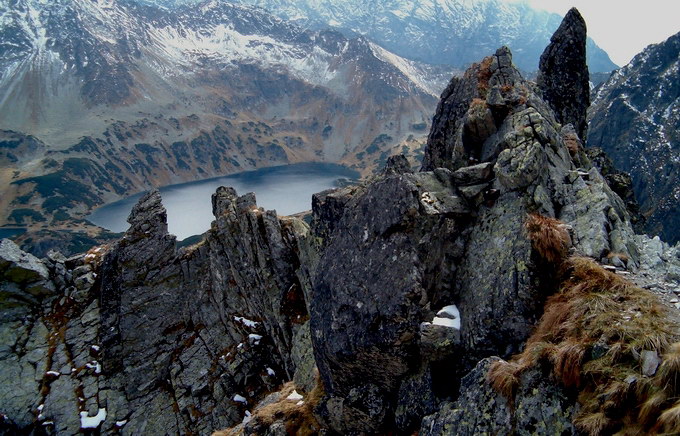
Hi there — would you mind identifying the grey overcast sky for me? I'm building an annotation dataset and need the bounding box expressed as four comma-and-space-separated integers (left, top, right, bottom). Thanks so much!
504, 0, 680, 66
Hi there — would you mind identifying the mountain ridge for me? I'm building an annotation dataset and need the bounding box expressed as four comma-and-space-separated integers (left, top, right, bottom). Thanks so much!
233, 0, 618, 72
589, 30, 680, 244
0, 0, 451, 243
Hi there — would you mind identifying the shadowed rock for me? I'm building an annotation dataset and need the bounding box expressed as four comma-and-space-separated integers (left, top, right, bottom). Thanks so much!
0, 187, 317, 434
537, 7, 590, 140
422, 46, 525, 171
311, 41, 637, 434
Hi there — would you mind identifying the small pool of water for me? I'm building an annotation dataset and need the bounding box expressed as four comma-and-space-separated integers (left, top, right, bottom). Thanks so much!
88, 163, 358, 240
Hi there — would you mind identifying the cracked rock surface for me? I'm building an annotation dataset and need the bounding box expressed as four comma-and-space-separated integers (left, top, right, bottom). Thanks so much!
0, 188, 316, 434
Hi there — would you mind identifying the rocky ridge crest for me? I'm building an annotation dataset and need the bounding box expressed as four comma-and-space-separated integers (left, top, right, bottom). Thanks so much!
1, 8, 679, 436
589, 30, 680, 244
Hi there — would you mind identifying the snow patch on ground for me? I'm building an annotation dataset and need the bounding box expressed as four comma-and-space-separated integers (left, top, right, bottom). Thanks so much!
286, 390, 303, 401
80, 408, 106, 429
234, 316, 259, 328
85, 361, 102, 374
428, 304, 461, 330
368, 42, 440, 96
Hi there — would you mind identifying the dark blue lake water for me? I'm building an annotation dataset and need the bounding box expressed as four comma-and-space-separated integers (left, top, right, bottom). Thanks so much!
88, 163, 358, 240
0, 228, 26, 239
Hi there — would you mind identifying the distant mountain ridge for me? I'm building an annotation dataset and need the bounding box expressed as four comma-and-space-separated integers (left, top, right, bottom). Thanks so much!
589, 31, 680, 244
230, 0, 618, 72
0, 0, 450, 236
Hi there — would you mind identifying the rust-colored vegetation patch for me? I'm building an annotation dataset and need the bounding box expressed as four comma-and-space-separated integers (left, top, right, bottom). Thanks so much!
476, 56, 494, 97
214, 378, 325, 436
490, 214, 680, 434
525, 213, 571, 265
470, 97, 488, 110
488, 251, 680, 435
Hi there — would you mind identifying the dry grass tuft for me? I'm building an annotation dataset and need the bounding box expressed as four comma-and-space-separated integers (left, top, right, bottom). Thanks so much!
639, 392, 667, 427
606, 252, 630, 263
657, 400, 680, 434
551, 340, 586, 388
564, 136, 581, 157
214, 378, 325, 436
476, 56, 494, 96
525, 214, 571, 265
488, 219, 680, 435
658, 342, 680, 395
574, 411, 611, 436
470, 97, 487, 110
487, 359, 521, 401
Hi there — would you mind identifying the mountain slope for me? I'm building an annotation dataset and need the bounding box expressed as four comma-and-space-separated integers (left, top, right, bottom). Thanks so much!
234, 0, 617, 72
0, 0, 452, 234
588, 31, 680, 244
2, 8, 680, 435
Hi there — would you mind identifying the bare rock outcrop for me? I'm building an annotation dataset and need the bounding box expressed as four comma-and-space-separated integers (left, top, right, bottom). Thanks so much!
537, 7, 590, 140
0, 188, 316, 434
309, 39, 636, 436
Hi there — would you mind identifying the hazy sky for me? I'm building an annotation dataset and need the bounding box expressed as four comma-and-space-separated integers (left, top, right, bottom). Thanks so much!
505, 0, 680, 66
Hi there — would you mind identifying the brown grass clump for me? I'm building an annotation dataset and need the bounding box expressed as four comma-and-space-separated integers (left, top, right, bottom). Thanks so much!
487, 251, 680, 435
658, 342, 680, 395
214, 378, 325, 436
563, 133, 582, 157
573, 411, 611, 436
658, 401, 680, 434
476, 56, 494, 96
606, 252, 630, 263
525, 213, 571, 265
470, 97, 487, 110
551, 340, 586, 388
488, 359, 521, 401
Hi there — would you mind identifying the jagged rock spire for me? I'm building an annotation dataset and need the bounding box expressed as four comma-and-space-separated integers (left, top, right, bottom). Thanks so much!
126, 189, 168, 236
421, 46, 524, 171
537, 7, 590, 140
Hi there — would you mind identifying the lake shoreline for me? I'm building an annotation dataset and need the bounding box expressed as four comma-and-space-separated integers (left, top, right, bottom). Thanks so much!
88, 163, 359, 240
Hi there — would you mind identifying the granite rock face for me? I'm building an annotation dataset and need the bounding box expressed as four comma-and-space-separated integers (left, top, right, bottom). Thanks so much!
0, 8, 670, 436
309, 39, 637, 435
0, 188, 315, 434
0, 238, 54, 307
586, 146, 645, 230
420, 358, 577, 436
422, 46, 524, 171
311, 171, 472, 433
537, 7, 590, 140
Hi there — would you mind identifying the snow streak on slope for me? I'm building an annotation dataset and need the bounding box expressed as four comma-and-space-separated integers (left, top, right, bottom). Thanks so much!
369, 42, 453, 97
236, 0, 618, 72
589, 31, 680, 243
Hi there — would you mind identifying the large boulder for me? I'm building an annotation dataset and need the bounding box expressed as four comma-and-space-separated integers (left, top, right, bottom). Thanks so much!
311, 171, 472, 434
0, 238, 54, 306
